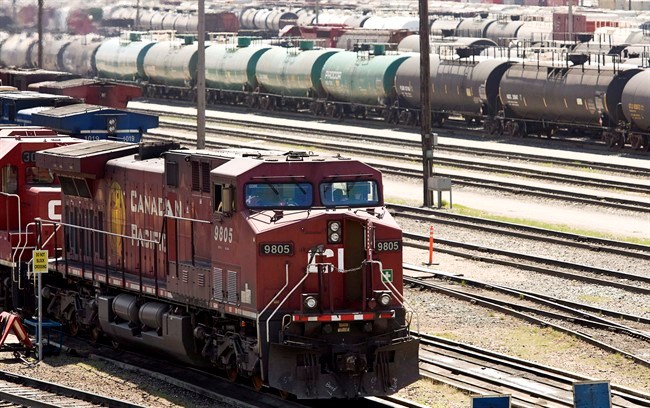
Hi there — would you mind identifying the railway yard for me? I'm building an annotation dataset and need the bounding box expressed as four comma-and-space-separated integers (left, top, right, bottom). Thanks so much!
1, 0, 650, 404
0, 101, 644, 407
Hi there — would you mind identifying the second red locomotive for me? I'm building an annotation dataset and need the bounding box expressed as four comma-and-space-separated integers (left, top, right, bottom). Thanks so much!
34, 141, 419, 399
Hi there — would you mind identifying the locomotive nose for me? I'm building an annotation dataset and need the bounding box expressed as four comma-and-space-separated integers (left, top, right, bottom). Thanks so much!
336, 352, 367, 373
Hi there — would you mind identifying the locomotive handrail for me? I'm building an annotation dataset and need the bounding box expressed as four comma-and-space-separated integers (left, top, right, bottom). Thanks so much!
2, 192, 24, 284
265, 263, 313, 343
257, 262, 290, 353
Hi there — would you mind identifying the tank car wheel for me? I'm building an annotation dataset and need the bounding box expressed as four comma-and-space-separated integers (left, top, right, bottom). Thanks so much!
484, 121, 495, 135
629, 133, 647, 151
111, 339, 120, 350
399, 111, 410, 124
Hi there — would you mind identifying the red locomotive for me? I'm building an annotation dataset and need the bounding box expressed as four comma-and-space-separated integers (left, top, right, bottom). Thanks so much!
0, 127, 81, 310
33, 140, 419, 399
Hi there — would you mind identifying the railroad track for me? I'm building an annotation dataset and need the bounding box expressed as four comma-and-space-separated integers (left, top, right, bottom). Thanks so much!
404, 264, 650, 367
0, 369, 139, 407
132, 100, 650, 172
141, 115, 650, 213
417, 333, 650, 408
403, 228, 650, 293
390, 204, 650, 256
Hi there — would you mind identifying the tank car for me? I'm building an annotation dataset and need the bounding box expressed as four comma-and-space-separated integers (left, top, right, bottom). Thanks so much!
319, 47, 411, 119
94, 33, 156, 81
0, 33, 38, 68
496, 63, 643, 139
34, 141, 419, 399
37, 35, 74, 72
484, 20, 524, 46
204, 38, 271, 105
394, 56, 514, 126
620, 69, 650, 151
141, 38, 199, 99
452, 18, 496, 38
254, 42, 339, 111
60, 36, 103, 77
0, 127, 81, 312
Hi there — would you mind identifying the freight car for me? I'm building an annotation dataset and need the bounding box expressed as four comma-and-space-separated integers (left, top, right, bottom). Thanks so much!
2, 30, 649, 151
27, 140, 420, 399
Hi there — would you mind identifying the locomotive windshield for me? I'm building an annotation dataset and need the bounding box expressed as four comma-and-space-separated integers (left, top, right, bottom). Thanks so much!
245, 182, 312, 209
320, 180, 379, 207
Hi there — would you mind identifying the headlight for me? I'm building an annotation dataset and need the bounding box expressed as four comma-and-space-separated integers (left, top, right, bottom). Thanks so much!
328, 221, 342, 243
378, 293, 391, 306
303, 295, 318, 310
107, 118, 117, 134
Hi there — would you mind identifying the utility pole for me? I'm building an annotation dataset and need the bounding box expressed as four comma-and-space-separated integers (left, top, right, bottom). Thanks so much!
135, 0, 140, 30
197, 0, 206, 149
419, 0, 433, 206
38, 0, 43, 68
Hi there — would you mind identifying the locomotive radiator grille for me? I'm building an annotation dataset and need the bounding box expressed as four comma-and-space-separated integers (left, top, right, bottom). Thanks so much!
213, 267, 223, 301
227, 270, 238, 304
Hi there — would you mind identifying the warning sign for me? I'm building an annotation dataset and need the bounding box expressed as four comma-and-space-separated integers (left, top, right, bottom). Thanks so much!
32, 250, 48, 273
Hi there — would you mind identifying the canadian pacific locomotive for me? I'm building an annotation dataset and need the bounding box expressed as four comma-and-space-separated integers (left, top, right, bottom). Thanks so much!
26, 140, 419, 399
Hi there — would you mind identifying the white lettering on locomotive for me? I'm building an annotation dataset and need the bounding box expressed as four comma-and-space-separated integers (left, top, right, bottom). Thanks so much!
47, 200, 61, 221
130, 191, 181, 217
213, 226, 233, 243
130, 224, 166, 250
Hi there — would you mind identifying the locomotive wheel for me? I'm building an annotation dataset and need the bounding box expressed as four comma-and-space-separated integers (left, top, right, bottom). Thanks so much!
89, 326, 102, 345
251, 373, 263, 391
67, 313, 79, 337
226, 365, 238, 382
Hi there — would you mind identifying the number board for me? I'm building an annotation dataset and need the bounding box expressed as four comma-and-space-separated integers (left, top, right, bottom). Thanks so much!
22, 151, 37, 163
375, 240, 401, 252
260, 243, 293, 256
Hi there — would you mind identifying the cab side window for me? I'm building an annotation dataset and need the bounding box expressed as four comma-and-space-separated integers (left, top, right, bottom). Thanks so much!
214, 184, 235, 213
1, 165, 17, 194
25, 166, 55, 185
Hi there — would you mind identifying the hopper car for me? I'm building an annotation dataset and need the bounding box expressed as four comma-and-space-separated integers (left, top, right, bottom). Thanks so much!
5, 140, 420, 399
1, 30, 648, 151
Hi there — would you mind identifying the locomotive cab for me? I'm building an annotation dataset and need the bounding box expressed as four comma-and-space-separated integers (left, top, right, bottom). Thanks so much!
207, 151, 419, 399
0, 128, 80, 311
